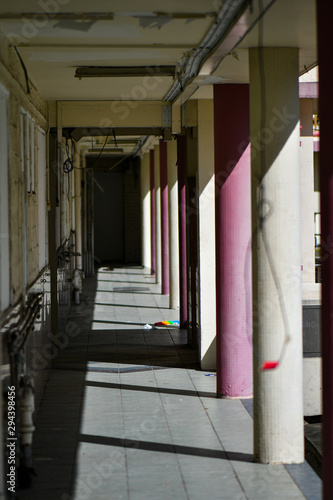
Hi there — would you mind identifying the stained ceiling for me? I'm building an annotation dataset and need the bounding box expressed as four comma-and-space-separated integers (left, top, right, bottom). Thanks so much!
0, 0, 317, 157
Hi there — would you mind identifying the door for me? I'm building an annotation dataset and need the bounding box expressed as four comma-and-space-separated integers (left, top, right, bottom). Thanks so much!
94, 170, 124, 263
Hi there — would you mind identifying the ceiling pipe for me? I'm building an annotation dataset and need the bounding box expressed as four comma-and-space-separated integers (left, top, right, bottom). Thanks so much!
165, 0, 278, 105
164, 0, 249, 103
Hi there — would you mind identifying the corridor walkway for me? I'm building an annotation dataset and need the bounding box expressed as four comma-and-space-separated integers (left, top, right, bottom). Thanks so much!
19, 267, 321, 500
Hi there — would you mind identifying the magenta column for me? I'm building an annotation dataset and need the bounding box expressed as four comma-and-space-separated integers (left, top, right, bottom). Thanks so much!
160, 140, 169, 295
318, 2, 333, 497
177, 136, 188, 328
150, 150, 156, 275
215, 84, 252, 398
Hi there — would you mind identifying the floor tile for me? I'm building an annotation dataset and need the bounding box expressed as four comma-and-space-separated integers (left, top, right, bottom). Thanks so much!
17, 267, 321, 500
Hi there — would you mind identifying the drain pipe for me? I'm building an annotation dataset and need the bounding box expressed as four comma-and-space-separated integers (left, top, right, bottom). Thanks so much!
18, 376, 36, 488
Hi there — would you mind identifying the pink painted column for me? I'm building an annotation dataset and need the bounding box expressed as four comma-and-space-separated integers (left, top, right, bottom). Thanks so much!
150, 150, 156, 275
214, 84, 252, 398
177, 135, 188, 328
318, 2, 333, 497
160, 140, 169, 295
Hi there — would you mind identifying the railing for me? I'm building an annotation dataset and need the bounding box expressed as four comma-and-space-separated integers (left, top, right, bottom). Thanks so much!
1, 292, 44, 490
3, 294, 43, 387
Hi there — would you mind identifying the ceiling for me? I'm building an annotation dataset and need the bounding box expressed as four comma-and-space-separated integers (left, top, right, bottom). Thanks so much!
0, 0, 317, 157
211, 0, 317, 84
79, 134, 145, 158
0, 0, 218, 100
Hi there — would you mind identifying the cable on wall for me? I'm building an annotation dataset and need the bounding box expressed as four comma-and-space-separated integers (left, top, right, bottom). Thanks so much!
14, 46, 31, 94
63, 138, 74, 173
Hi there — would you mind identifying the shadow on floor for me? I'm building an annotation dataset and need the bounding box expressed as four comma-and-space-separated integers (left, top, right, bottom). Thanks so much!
18, 269, 200, 499
80, 433, 253, 463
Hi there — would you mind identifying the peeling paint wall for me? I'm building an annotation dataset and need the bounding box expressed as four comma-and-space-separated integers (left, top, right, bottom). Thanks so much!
0, 32, 50, 490
0, 32, 48, 305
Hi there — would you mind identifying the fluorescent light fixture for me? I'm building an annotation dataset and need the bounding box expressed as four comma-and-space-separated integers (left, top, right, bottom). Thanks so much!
88, 148, 124, 153
75, 66, 175, 78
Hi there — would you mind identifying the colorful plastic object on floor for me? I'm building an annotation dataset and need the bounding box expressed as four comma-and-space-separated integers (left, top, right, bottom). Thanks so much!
154, 320, 180, 326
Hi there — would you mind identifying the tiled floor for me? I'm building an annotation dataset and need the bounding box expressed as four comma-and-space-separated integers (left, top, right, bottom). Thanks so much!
18, 266, 322, 500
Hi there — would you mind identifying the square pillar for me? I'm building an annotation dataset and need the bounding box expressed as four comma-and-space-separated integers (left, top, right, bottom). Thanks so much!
300, 98, 315, 284
160, 140, 169, 294
154, 145, 161, 284
167, 139, 180, 310
250, 47, 303, 463
197, 100, 216, 370
214, 85, 252, 396
141, 152, 151, 271
317, 2, 333, 497
150, 150, 156, 275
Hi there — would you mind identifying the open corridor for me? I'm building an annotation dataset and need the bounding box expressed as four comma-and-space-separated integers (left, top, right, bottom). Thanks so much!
18, 267, 321, 500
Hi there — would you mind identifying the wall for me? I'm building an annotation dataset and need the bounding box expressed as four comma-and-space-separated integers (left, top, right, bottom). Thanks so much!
0, 30, 50, 495
0, 31, 48, 305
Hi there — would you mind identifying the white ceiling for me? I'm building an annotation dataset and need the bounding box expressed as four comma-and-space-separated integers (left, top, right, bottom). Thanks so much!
0, 0, 317, 155
0, 0, 317, 101
0, 0, 223, 15
0, 1, 218, 101
212, 0, 317, 83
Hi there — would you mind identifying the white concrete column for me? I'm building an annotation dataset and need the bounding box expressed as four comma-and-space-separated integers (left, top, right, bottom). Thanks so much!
300, 99, 315, 285
167, 139, 179, 310
141, 152, 151, 271
197, 100, 216, 370
74, 151, 82, 270
154, 145, 162, 284
249, 47, 304, 463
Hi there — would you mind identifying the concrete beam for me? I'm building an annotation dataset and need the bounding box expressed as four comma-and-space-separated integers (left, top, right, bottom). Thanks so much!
53, 101, 169, 129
